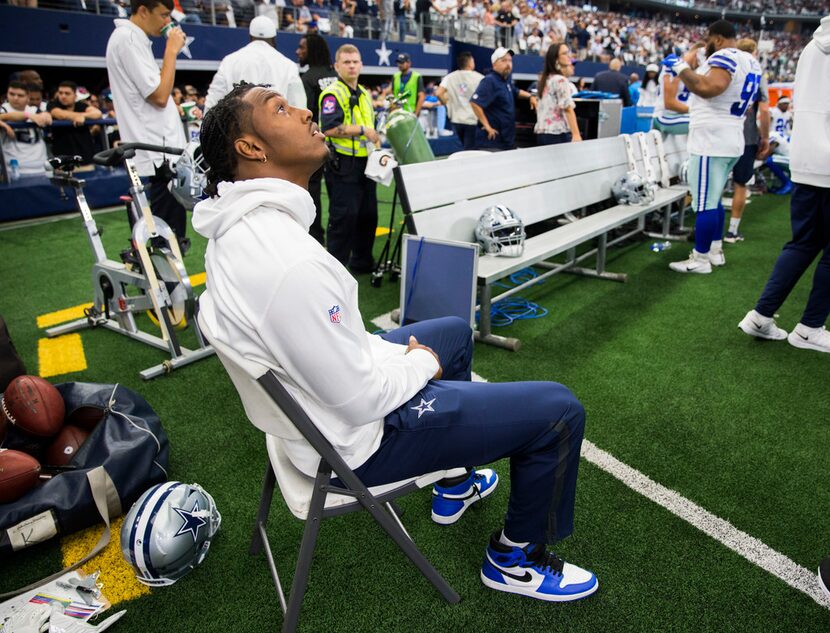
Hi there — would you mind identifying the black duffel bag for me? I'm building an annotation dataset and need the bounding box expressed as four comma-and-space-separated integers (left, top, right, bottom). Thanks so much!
0, 381, 169, 595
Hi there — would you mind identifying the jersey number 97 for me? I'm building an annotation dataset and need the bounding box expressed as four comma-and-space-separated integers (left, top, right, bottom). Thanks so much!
731, 73, 761, 118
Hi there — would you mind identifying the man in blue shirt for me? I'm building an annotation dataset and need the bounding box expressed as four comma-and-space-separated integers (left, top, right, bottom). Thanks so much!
470, 47, 537, 151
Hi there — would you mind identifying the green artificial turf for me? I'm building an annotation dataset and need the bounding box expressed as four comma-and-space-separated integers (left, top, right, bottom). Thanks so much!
1, 186, 828, 632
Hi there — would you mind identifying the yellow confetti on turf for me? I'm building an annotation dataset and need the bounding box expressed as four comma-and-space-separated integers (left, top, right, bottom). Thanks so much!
37, 303, 93, 329
61, 516, 150, 604
38, 335, 87, 378
189, 271, 206, 287
375, 227, 391, 236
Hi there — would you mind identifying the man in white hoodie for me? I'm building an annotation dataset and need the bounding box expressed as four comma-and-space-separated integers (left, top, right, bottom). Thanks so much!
193, 83, 598, 603
738, 16, 830, 353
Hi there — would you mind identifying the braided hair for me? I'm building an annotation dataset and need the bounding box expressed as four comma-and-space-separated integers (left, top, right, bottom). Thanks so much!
200, 82, 260, 197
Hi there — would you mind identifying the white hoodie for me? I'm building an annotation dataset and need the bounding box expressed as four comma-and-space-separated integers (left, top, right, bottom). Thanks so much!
192, 178, 439, 477
790, 16, 830, 188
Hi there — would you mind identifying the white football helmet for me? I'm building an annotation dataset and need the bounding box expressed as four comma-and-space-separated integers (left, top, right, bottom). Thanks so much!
612, 171, 654, 205
121, 481, 221, 587
171, 142, 207, 210
475, 205, 526, 257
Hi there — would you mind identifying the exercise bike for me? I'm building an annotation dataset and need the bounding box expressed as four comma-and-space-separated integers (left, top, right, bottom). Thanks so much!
45, 144, 213, 380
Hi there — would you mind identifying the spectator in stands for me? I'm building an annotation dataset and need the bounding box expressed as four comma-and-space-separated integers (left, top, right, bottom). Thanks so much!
205, 16, 306, 112
319, 44, 380, 272
395, 0, 411, 42
724, 38, 769, 244
591, 58, 632, 106
470, 47, 537, 151
628, 72, 641, 105
105, 0, 190, 243
297, 32, 337, 244
436, 50, 483, 150
179, 0, 203, 22
0, 80, 51, 176
738, 15, 830, 353
534, 42, 581, 145
11, 71, 46, 110
495, 0, 518, 48
638, 63, 660, 107
194, 82, 597, 606
380, 0, 395, 40
171, 86, 184, 105
47, 80, 103, 165
415, 0, 437, 43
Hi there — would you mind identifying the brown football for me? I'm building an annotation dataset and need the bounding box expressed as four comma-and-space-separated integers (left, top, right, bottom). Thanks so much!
45, 425, 90, 467
2, 376, 65, 439
0, 449, 42, 503
66, 406, 106, 432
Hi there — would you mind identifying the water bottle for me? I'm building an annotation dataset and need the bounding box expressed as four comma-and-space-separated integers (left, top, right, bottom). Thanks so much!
650, 240, 672, 253
8, 159, 20, 182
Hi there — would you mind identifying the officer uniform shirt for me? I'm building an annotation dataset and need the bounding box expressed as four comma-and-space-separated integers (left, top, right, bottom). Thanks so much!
319, 81, 373, 157
470, 70, 518, 150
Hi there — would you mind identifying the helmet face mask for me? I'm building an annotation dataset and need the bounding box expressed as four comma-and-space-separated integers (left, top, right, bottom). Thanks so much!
612, 171, 655, 205
171, 142, 207, 210
121, 481, 221, 587
475, 205, 526, 257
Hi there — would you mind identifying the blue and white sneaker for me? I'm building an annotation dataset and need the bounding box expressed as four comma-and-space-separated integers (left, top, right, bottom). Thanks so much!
431, 468, 498, 525
480, 532, 598, 602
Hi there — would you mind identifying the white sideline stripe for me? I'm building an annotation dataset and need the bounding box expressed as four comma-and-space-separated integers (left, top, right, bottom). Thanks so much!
371, 310, 829, 610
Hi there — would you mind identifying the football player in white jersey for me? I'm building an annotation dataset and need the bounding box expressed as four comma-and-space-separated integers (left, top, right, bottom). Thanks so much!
769, 96, 792, 138
662, 20, 762, 274
652, 42, 705, 135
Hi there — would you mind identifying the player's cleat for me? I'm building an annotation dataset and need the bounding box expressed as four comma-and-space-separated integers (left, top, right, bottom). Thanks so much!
787, 323, 830, 353
819, 557, 830, 601
708, 246, 726, 267
480, 532, 598, 602
669, 249, 712, 274
738, 310, 788, 340
431, 468, 498, 525
723, 231, 745, 243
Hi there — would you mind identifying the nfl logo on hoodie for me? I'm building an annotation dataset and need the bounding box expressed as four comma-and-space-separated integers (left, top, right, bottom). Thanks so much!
328, 305, 342, 324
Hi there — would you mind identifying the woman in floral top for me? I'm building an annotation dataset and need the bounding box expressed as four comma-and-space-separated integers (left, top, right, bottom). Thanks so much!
534, 43, 582, 145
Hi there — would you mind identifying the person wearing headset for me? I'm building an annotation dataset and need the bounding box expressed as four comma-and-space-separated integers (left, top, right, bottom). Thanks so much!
318, 44, 380, 274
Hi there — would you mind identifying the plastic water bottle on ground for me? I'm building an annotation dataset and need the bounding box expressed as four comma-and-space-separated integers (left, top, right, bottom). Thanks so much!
8, 159, 20, 182
650, 240, 672, 252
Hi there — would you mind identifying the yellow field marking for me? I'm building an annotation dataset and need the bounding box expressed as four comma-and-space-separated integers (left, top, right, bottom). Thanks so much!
38, 335, 87, 378
375, 227, 391, 236
189, 271, 206, 287
61, 516, 150, 604
37, 303, 93, 329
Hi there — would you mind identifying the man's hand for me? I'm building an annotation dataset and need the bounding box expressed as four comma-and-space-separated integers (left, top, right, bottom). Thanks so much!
30, 111, 51, 127
483, 124, 498, 140
529, 95, 538, 111
165, 26, 187, 55
661, 54, 689, 78
0, 120, 14, 138
365, 128, 381, 144
72, 112, 87, 127
756, 138, 770, 160
406, 335, 443, 380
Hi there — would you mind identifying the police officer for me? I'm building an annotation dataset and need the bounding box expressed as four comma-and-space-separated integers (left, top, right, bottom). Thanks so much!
384, 53, 425, 115
298, 33, 338, 245
319, 44, 380, 272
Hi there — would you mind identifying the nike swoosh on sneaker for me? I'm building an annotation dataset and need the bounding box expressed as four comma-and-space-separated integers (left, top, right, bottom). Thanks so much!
752, 321, 763, 329
491, 565, 533, 582
798, 332, 809, 340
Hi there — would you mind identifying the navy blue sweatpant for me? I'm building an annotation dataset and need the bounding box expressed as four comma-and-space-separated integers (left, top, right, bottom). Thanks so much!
755, 183, 830, 327
349, 316, 586, 545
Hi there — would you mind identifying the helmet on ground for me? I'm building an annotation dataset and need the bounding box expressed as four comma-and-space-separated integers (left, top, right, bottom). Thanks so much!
475, 205, 526, 257
171, 142, 207, 209
121, 481, 221, 587
612, 171, 654, 205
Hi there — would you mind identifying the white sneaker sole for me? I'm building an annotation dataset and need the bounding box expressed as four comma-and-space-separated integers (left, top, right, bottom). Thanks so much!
738, 318, 787, 341
787, 331, 830, 353
431, 475, 499, 525
480, 570, 599, 602
669, 263, 712, 274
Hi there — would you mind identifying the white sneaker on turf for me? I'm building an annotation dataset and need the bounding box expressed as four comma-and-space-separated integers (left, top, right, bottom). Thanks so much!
708, 247, 726, 266
669, 249, 712, 274
787, 323, 830, 353
738, 310, 787, 340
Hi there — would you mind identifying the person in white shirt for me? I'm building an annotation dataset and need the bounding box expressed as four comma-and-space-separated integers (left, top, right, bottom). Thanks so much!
738, 15, 830, 353
194, 83, 598, 604
436, 51, 483, 150
637, 63, 660, 108
204, 16, 306, 112
769, 96, 792, 138
652, 43, 704, 135
0, 80, 51, 176
105, 0, 190, 242
662, 20, 761, 274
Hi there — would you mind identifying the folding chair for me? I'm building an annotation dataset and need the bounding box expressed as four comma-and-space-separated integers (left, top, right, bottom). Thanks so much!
198, 314, 462, 633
